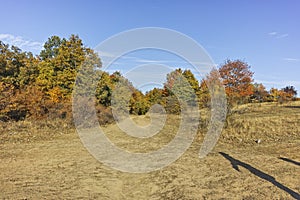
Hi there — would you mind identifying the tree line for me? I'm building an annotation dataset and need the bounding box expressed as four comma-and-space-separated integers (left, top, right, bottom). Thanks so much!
0, 35, 297, 123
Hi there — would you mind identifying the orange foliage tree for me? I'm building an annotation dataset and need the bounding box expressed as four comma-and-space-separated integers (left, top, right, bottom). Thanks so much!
219, 60, 254, 104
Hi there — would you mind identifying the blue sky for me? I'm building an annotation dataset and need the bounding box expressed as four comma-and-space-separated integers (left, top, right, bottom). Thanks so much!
0, 0, 299, 92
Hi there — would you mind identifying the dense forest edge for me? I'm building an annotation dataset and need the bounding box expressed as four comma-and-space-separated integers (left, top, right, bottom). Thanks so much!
0, 34, 298, 125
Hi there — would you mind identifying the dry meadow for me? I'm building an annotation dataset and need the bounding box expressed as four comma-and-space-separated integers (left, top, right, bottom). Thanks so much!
0, 102, 299, 199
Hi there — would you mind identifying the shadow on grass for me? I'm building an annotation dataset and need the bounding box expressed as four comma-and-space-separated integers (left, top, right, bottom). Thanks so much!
284, 105, 300, 109
219, 152, 300, 199
279, 157, 300, 167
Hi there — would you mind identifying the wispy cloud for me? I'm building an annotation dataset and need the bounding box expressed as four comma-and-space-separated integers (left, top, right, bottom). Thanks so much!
97, 50, 216, 81
0, 33, 43, 53
100, 52, 216, 67
268, 32, 277, 36
276, 33, 289, 39
283, 58, 299, 62
268, 31, 289, 39
134, 58, 181, 64
96, 51, 143, 60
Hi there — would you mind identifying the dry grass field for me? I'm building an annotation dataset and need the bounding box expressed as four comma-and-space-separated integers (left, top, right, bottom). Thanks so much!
0, 102, 300, 199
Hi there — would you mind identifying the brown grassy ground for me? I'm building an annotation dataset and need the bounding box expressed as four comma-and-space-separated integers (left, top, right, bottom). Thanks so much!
0, 102, 299, 199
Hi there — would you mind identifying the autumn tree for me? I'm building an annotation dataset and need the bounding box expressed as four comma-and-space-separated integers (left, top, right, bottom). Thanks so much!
251, 83, 269, 102
164, 69, 199, 104
40, 36, 65, 60
129, 90, 149, 115
0, 42, 23, 86
163, 68, 199, 114
111, 74, 136, 119
37, 35, 101, 101
95, 71, 114, 106
0, 41, 39, 88
182, 69, 200, 94
0, 41, 42, 120
198, 67, 228, 115
282, 86, 297, 99
269, 86, 297, 103
0, 82, 16, 121
199, 68, 222, 108
72, 53, 104, 127
198, 79, 210, 108
269, 88, 280, 102
145, 87, 165, 106
36, 35, 102, 121
219, 59, 254, 105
